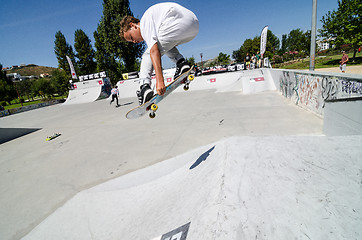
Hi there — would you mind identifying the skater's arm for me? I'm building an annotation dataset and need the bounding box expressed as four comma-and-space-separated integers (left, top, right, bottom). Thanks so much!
150, 43, 165, 95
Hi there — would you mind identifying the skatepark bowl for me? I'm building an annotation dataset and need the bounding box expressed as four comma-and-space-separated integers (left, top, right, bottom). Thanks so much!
0, 68, 361, 240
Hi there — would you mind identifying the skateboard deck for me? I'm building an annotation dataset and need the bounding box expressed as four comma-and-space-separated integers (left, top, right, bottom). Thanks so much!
126, 66, 194, 119
46, 133, 61, 141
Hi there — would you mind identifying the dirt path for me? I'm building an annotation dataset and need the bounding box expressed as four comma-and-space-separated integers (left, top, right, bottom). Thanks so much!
314, 65, 362, 74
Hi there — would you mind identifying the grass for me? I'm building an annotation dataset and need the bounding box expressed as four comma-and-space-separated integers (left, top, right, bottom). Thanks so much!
274, 51, 362, 70
3, 95, 66, 110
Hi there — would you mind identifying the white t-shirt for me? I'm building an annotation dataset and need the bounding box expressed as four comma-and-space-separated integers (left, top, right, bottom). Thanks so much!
111, 88, 119, 95
140, 2, 196, 49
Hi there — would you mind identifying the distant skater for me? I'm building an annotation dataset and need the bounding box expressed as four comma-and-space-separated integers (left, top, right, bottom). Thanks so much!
339, 51, 349, 73
119, 2, 199, 105
110, 86, 120, 107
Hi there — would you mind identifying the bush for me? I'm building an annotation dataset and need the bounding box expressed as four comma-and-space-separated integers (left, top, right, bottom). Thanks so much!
273, 55, 283, 64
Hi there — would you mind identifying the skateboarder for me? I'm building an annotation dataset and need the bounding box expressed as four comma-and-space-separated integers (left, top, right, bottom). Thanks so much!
110, 86, 120, 107
120, 2, 199, 105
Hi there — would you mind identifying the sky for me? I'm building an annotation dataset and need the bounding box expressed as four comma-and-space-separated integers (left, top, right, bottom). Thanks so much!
0, 0, 339, 70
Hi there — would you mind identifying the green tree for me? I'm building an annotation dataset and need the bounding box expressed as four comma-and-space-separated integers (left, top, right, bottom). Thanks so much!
32, 78, 55, 99
74, 29, 97, 75
233, 29, 280, 62
94, 0, 144, 84
232, 48, 243, 62
217, 52, 231, 65
319, 0, 362, 61
265, 30, 280, 58
186, 57, 196, 66
285, 29, 309, 53
54, 31, 76, 76
0, 65, 17, 105
16, 79, 33, 101
281, 34, 288, 53
51, 69, 69, 96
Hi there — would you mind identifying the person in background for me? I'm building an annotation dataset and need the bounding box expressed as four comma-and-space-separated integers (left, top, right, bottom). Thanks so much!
251, 54, 256, 69
256, 51, 261, 68
245, 53, 251, 70
110, 86, 120, 107
339, 51, 349, 73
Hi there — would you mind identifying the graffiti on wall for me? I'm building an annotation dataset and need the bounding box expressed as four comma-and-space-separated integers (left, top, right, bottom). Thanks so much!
279, 71, 362, 116
341, 80, 362, 95
280, 71, 298, 100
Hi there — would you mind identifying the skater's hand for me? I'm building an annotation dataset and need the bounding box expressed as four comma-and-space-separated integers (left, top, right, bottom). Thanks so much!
156, 80, 166, 96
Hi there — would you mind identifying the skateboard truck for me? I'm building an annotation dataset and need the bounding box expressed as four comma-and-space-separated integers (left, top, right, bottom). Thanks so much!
149, 103, 158, 118
183, 74, 194, 91
148, 74, 194, 118
126, 66, 195, 120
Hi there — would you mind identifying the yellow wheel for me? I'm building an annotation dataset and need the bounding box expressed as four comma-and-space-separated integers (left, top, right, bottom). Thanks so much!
151, 104, 158, 111
188, 74, 194, 81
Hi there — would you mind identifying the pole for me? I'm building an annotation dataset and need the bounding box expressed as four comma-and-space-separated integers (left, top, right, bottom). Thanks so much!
200, 53, 203, 69
309, 0, 317, 71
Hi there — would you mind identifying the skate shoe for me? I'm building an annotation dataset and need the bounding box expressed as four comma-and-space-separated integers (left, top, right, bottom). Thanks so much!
136, 84, 154, 105
174, 58, 190, 80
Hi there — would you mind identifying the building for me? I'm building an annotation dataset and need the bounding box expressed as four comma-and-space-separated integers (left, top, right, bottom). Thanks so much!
317, 38, 335, 51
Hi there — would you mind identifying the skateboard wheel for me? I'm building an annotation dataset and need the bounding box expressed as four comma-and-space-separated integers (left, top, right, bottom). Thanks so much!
149, 112, 156, 118
188, 74, 194, 81
183, 85, 189, 91
151, 104, 158, 111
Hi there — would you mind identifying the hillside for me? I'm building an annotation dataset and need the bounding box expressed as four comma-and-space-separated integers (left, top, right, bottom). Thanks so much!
7, 65, 58, 77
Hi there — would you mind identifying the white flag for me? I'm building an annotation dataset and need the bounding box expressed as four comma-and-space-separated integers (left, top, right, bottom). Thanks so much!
66, 55, 77, 79
260, 26, 268, 56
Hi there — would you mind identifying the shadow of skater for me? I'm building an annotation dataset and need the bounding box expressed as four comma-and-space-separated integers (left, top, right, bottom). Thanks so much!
189, 146, 215, 169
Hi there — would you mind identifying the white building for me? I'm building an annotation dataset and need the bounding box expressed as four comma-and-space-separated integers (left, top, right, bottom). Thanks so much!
317, 38, 335, 51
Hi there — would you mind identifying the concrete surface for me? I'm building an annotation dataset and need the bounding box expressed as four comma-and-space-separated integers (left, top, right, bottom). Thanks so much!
315, 65, 362, 74
0, 69, 360, 240
22, 136, 362, 240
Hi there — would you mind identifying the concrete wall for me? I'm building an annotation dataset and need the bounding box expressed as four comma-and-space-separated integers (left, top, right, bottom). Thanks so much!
323, 99, 362, 136
115, 69, 276, 99
270, 69, 362, 116
270, 68, 362, 135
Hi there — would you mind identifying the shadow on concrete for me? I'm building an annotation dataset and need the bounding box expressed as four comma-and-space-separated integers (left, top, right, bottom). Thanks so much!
189, 146, 215, 169
0, 128, 41, 144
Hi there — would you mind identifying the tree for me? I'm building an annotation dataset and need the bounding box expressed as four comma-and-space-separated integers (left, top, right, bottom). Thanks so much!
0, 64, 17, 105
264, 30, 280, 58
319, 0, 362, 61
186, 57, 195, 66
74, 29, 97, 75
284, 29, 309, 53
51, 69, 69, 96
16, 79, 33, 100
94, 0, 144, 84
217, 52, 231, 65
232, 29, 280, 62
32, 78, 55, 99
281, 34, 288, 53
54, 31, 76, 76
232, 48, 243, 62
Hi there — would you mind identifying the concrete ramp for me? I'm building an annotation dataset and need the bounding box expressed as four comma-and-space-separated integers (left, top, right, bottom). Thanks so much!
64, 78, 111, 105
116, 69, 277, 98
23, 136, 362, 240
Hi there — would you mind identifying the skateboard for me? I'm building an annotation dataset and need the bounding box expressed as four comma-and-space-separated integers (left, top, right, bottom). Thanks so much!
126, 66, 195, 119
46, 133, 61, 141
